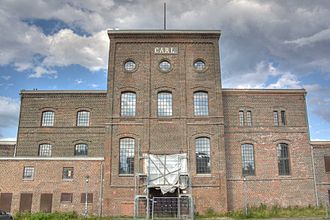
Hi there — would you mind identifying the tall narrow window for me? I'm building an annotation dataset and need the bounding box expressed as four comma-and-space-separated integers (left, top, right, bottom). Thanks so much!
239, 111, 244, 126
74, 144, 88, 156
281, 111, 286, 126
194, 92, 208, 116
77, 111, 90, 126
119, 138, 135, 174
195, 137, 211, 174
39, 144, 52, 157
246, 111, 252, 126
121, 92, 136, 116
241, 144, 255, 176
273, 111, 279, 126
277, 143, 290, 175
158, 92, 172, 116
41, 111, 54, 126
324, 156, 330, 172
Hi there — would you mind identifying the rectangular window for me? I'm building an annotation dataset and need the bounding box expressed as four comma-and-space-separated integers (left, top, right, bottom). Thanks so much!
239, 111, 244, 126
194, 92, 208, 116
277, 143, 290, 175
196, 137, 211, 174
119, 138, 135, 174
41, 111, 54, 126
74, 144, 88, 156
241, 144, 255, 176
39, 144, 52, 157
273, 111, 279, 126
77, 111, 90, 126
80, 193, 93, 203
121, 92, 136, 116
157, 92, 172, 116
62, 167, 74, 179
23, 167, 34, 180
324, 156, 330, 172
281, 110, 286, 126
60, 193, 73, 203
246, 111, 252, 126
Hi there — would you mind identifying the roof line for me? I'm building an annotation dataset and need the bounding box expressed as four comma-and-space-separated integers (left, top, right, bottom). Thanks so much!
20, 90, 107, 94
107, 29, 221, 35
222, 88, 306, 93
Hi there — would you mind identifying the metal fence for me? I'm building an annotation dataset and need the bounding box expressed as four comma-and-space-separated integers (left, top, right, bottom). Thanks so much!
151, 196, 193, 220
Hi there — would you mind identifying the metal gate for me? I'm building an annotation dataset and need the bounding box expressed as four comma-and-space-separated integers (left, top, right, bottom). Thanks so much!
151, 196, 193, 220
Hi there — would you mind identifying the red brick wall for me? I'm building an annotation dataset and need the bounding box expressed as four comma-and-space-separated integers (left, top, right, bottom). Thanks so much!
0, 159, 103, 215
223, 90, 316, 210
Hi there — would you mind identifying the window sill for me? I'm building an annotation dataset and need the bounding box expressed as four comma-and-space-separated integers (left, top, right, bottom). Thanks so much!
62, 179, 74, 181
196, 174, 212, 177
119, 174, 134, 177
22, 178, 34, 181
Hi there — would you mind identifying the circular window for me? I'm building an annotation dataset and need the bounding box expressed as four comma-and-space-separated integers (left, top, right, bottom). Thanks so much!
124, 60, 136, 72
159, 60, 171, 72
194, 60, 206, 72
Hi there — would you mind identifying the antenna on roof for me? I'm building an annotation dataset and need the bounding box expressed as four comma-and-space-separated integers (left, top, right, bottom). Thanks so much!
164, 2, 167, 30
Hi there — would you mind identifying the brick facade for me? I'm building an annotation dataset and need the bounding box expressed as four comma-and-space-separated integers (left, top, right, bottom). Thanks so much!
0, 30, 323, 216
0, 141, 15, 157
311, 141, 330, 206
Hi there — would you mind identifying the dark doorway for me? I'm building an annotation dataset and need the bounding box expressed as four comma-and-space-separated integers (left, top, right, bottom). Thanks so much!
40, 193, 53, 213
19, 193, 33, 212
0, 193, 12, 212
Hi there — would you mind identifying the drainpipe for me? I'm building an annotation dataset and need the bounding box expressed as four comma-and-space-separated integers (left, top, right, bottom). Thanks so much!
304, 91, 319, 206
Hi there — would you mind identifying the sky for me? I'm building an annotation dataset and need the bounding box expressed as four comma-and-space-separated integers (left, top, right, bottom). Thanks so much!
0, 0, 329, 141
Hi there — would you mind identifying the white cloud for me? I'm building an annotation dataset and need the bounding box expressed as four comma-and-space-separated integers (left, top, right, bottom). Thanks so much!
43, 29, 108, 71
285, 28, 330, 47
0, 96, 19, 135
29, 66, 57, 78
267, 73, 301, 89
1, 75, 11, 81
75, 79, 83, 84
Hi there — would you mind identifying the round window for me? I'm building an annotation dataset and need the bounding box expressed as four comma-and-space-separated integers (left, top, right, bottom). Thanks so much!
124, 60, 136, 72
194, 60, 206, 71
159, 60, 171, 72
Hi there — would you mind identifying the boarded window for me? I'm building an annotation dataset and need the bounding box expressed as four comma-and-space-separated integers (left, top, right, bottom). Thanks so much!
81, 193, 93, 203
40, 193, 52, 213
19, 193, 33, 213
324, 156, 330, 172
60, 193, 73, 203
0, 193, 12, 212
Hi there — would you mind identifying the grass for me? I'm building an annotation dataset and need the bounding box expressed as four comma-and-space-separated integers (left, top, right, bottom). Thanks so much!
196, 204, 326, 219
14, 205, 327, 220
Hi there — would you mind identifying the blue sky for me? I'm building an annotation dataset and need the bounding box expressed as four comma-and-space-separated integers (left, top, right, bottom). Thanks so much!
0, 0, 329, 141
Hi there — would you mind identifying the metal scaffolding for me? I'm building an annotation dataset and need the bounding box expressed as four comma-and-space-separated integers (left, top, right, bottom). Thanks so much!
134, 145, 193, 219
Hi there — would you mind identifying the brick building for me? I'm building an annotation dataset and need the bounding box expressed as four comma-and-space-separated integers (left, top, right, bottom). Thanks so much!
0, 30, 327, 217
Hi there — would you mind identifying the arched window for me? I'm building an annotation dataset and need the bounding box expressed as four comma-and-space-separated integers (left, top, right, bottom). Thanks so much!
119, 138, 135, 174
194, 92, 208, 116
39, 144, 52, 157
121, 92, 136, 116
41, 111, 54, 126
277, 143, 290, 175
77, 111, 90, 126
195, 137, 211, 174
241, 144, 255, 176
74, 143, 88, 156
157, 92, 172, 116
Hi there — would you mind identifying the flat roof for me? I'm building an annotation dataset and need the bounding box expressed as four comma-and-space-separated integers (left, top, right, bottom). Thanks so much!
222, 88, 306, 94
107, 29, 221, 35
0, 141, 16, 145
311, 141, 330, 145
20, 90, 107, 94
